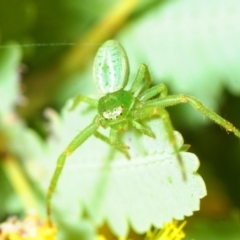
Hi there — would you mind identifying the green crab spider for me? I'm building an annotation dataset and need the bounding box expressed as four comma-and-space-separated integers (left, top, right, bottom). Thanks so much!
46, 39, 240, 224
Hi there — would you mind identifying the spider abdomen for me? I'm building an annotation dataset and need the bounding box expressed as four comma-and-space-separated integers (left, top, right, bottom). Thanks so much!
93, 40, 129, 94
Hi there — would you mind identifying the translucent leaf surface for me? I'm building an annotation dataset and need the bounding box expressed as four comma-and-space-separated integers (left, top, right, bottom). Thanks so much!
42, 100, 206, 237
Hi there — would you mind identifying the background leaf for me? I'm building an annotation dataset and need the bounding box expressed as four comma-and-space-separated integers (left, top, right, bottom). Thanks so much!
0, 44, 21, 114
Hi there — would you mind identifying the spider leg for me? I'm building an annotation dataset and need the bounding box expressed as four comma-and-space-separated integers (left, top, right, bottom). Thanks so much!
130, 64, 168, 101
130, 64, 152, 95
69, 94, 98, 110
132, 105, 186, 180
132, 120, 155, 138
144, 94, 240, 139
138, 83, 168, 101
94, 131, 130, 159
46, 115, 100, 225
109, 128, 130, 150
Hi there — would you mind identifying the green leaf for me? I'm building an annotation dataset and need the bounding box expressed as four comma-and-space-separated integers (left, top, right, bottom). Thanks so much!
41, 99, 206, 237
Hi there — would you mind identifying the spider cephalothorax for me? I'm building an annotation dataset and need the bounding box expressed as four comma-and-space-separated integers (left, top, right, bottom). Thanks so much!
98, 89, 135, 120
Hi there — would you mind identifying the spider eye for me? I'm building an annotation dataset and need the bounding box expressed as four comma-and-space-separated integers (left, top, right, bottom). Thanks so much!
102, 106, 123, 120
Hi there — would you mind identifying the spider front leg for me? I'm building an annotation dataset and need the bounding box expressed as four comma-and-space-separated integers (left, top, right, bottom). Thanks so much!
69, 94, 98, 110
138, 83, 168, 101
94, 131, 130, 159
132, 105, 186, 180
132, 120, 155, 138
46, 115, 100, 225
145, 94, 240, 139
131, 64, 168, 101
109, 128, 130, 151
130, 64, 152, 95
